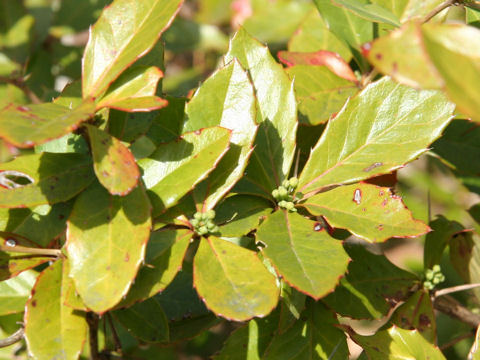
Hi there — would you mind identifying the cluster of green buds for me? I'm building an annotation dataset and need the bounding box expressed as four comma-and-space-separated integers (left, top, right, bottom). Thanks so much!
191, 210, 219, 236
272, 177, 299, 212
424, 264, 445, 290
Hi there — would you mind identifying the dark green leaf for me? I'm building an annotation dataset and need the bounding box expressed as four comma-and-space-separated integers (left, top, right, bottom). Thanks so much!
333, 0, 401, 27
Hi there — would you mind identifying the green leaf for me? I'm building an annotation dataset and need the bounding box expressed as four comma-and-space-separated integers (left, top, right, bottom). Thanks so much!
303, 183, 430, 243
424, 216, 464, 270
0, 153, 95, 208
0, 270, 37, 315
449, 231, 480, 299
324, 244, 418, 319
0, 100, 96, 148
333, 0, 400, 27
97, 66, 167, 111
285, 65, 357, 125
35, 133, 89, 155
297, 77, 455, 197
288, 10, 352, 62
0, 234, 51, 281
432, 120, 480, 175
139, 126, 231, 216
120, 228, 192, 307
263, 300, 349, 360
86, 125, 139, 196
193, 236, 279, 321
226, 28, 297, 196
216, 195, 273, 237
4, 203, 71, 248
24, 260, 88, 360
313, 0, 373, 70
145, 96, 186, 145
350, 326, 445, 360
389, 290, 436, 343
82, 0, 183, 97
66, 182, 151, 313
366, 23, 444, 89
184, 60, 257, 209
421, 23, 480, 123
469, 325, 480, 360
113, 296, 169, 343
256, 211, 349, 299
369, 0, 445, 22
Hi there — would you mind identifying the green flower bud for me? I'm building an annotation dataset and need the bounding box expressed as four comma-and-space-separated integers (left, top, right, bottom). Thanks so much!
278, 200, 287, 208
285, 202, 295, 210
194, 212, 202, 220
207, 222, 216, 230
191, 219, 199, 227
282, 180, 290, 188
278, 186, 288, 198
198, 226, 208, 235
432, 264, 441, 272
289, 177, 298, 188
206, 209, 216, 220
272, 189, 279, 199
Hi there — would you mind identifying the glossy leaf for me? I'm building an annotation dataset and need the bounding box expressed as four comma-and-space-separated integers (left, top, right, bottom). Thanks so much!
113, 296, 169, 343
333, 0, 401, 27
324, 244, 418, 319
288, 11, 352, 62
422, 23, 480, 123
297, 77, 455, 197
0, 269, 37, 315
366, 22, 444, 89
350, 326, 445, 360
0, 100, 95, 148
469, 325, 480, 360
225, 28, 297, 196
216, 195, 273, 237
120, 228, 192, 307
256, 211, 349, 299
24, 260, 88, 360
285, 65, 357, 125
87, 125, 139, 195
0, 153, 95, 208
184, 60, 257, 210
313, 0, 373, 70
96, 66, 166, 111
193, 236, 279, 321
82, 0, 183, 97
66, 183, 151, 313
389, 290, 436, 343
263, 301, 349, 360
369, 0, 445, 22
303, 183, 430, 243
139, 127, 231, 216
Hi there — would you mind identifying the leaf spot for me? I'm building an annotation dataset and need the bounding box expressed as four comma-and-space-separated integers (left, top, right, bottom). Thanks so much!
363, 162, 383, 172
124, 253, 130, 262
377, 224, 384, 231
353, 189, 362, 204
313, 222, 323, 232
31, 300, 37, 307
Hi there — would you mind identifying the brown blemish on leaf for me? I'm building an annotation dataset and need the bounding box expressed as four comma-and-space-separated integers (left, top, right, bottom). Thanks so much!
31, 300, 37, 307
124, 253, 130, 262
377, 224, 384, 231
375, 53, 382, 60
363, 162, 383, 172
419, 313, 431, 328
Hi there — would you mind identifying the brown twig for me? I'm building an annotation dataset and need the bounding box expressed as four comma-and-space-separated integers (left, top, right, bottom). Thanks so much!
422, 0, 458, 23
87, 313, 101, 360
434, 295, 480, 328
440, 331, 475, 350
107, 313, 123, 355
0, 327, 24, 348
435, 283, 480, 297
0, 76, 42, 104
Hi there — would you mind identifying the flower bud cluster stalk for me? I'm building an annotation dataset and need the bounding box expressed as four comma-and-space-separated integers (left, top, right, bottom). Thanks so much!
272, 177, 299, 212
424, 264, 445, 290
191, 210, 219, 236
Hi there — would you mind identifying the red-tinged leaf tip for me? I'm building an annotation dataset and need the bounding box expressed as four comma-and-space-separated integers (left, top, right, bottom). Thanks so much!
361, 42, 372, 57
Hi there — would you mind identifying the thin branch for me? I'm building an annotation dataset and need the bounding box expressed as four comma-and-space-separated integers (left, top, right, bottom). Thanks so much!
107, 313, 123, 355
0, 327, 24, 348
361, 69, 378, 88
440, 331, 475, 350
87, 313, 101, 360
0, 244, 61, 257
435, 283, 480, 297
434, 295, 480, 328
0, 76, 42, 104
422, 0, 458, 23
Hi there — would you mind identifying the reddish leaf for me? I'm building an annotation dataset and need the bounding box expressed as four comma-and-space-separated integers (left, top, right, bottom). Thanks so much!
278, 50, 357, 82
